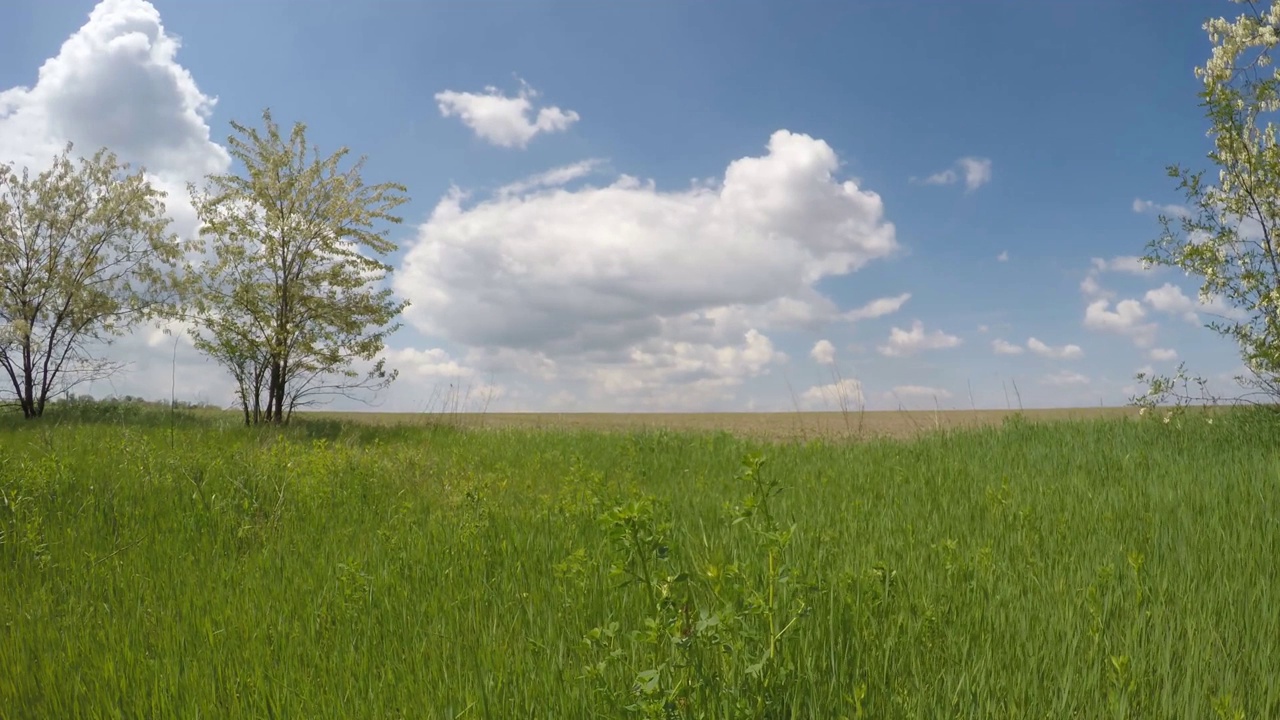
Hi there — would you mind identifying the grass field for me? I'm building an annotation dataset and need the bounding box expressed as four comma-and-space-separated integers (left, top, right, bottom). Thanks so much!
304, 406, 1142, 441
2, 404, 1277, 718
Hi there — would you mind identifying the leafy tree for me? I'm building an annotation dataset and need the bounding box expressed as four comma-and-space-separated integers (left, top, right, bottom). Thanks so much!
187, 110, 410, 425
0, 145, 182, 419
1140, 0, 1280, 405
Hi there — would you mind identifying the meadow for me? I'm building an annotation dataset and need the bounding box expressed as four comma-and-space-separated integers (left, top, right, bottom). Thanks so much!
1, 403, 1277, 718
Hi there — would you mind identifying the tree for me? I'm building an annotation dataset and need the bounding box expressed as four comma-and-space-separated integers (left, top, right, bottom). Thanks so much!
187, 109, 410, 425
1139, 0, 1280, 405
0, 145, 182, 419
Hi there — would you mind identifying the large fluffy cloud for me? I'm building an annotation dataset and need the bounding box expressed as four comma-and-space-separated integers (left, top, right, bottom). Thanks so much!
0, 0, 233, 403
1143, 282, 1244, 324
0, 0, 229, 248
395, 130, 900, 403
0, 0, 228, 180
1083, 298, 1158, 347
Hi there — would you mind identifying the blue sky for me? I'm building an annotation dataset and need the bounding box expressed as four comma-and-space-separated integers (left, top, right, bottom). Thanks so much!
0, 0, 1249, 412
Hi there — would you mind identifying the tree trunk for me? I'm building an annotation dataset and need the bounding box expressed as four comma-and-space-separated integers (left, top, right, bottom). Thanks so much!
269, 359, 286, 424
20, 345, 38, 419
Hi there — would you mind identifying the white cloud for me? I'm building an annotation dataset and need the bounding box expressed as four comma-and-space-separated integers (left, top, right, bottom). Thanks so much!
877, 320, 962, 357
458, 328, 789, 411
1083, 298, 1158, 347
434, 78, 579, 149
0, 0, 228, 180
997, 250, 1009, 262
916, 156, 992, 191
842, 292, 911, 322
1042, 370, 1090, 386
496, 158, 604, 197
1079, 272, 1112, 299
1143, 283, 1199, 323
1132, 198, 1191, 218
922, 169, 957, 185
801, 378, 864, 410
1149, 347, 1178, 361
992, 338, 1024, 355
810, 338, 836, 365
1090, 255, 1151, 275
397, 130, 898, 405
384, 347, 476, 380
957, 157, 993, 191
593, 329, 786, 407
1143, 282, 1243, 324
0, 0, 237, 406
1026, 337, 1084, 360
1079, 256, 1155, 304
892, 384, 953, 400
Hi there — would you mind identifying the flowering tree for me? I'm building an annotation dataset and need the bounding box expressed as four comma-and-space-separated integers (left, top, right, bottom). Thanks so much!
0, 146, 183, 418
187, 110, 410, 425
1140, 0, 1280, 404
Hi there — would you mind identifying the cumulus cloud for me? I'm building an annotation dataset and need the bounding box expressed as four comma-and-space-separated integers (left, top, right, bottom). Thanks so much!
801, 378, 864, 410
1149, 347, 1178, 362
992, 338, 1023, 355
0, 0, 238, 404
0, 0, 228, 181
877, 321, 962, 357
1083, 298, 1158, 347
810, 339, 836, 365
916, 156, 993, 191
434, 78, 579, 148
1143, 283, 1200, 323
572, 329, 787, 410
396, 130, 898, 404
1026, 337, 1084, 360
1079, 255, 1155, 302
1143, 282, 1243, 324
384, 347, 476, 380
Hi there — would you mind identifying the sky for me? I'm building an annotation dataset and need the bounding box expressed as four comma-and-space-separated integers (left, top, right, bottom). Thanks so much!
0, 0, 1254, 413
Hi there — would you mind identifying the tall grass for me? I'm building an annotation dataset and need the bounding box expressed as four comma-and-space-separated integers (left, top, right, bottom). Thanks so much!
1, 407, 1277, 717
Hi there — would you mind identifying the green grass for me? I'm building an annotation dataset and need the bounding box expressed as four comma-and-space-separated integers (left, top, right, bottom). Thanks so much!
1, 407, 1278, 718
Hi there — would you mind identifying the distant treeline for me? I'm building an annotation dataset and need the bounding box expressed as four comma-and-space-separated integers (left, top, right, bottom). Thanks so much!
50, 393, 219, 411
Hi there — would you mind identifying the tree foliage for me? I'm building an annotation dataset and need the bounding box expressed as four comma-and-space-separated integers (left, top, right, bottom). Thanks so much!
0, 145, 182, 419
1144, 0, 1280, 402
187, 110, 410, 425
